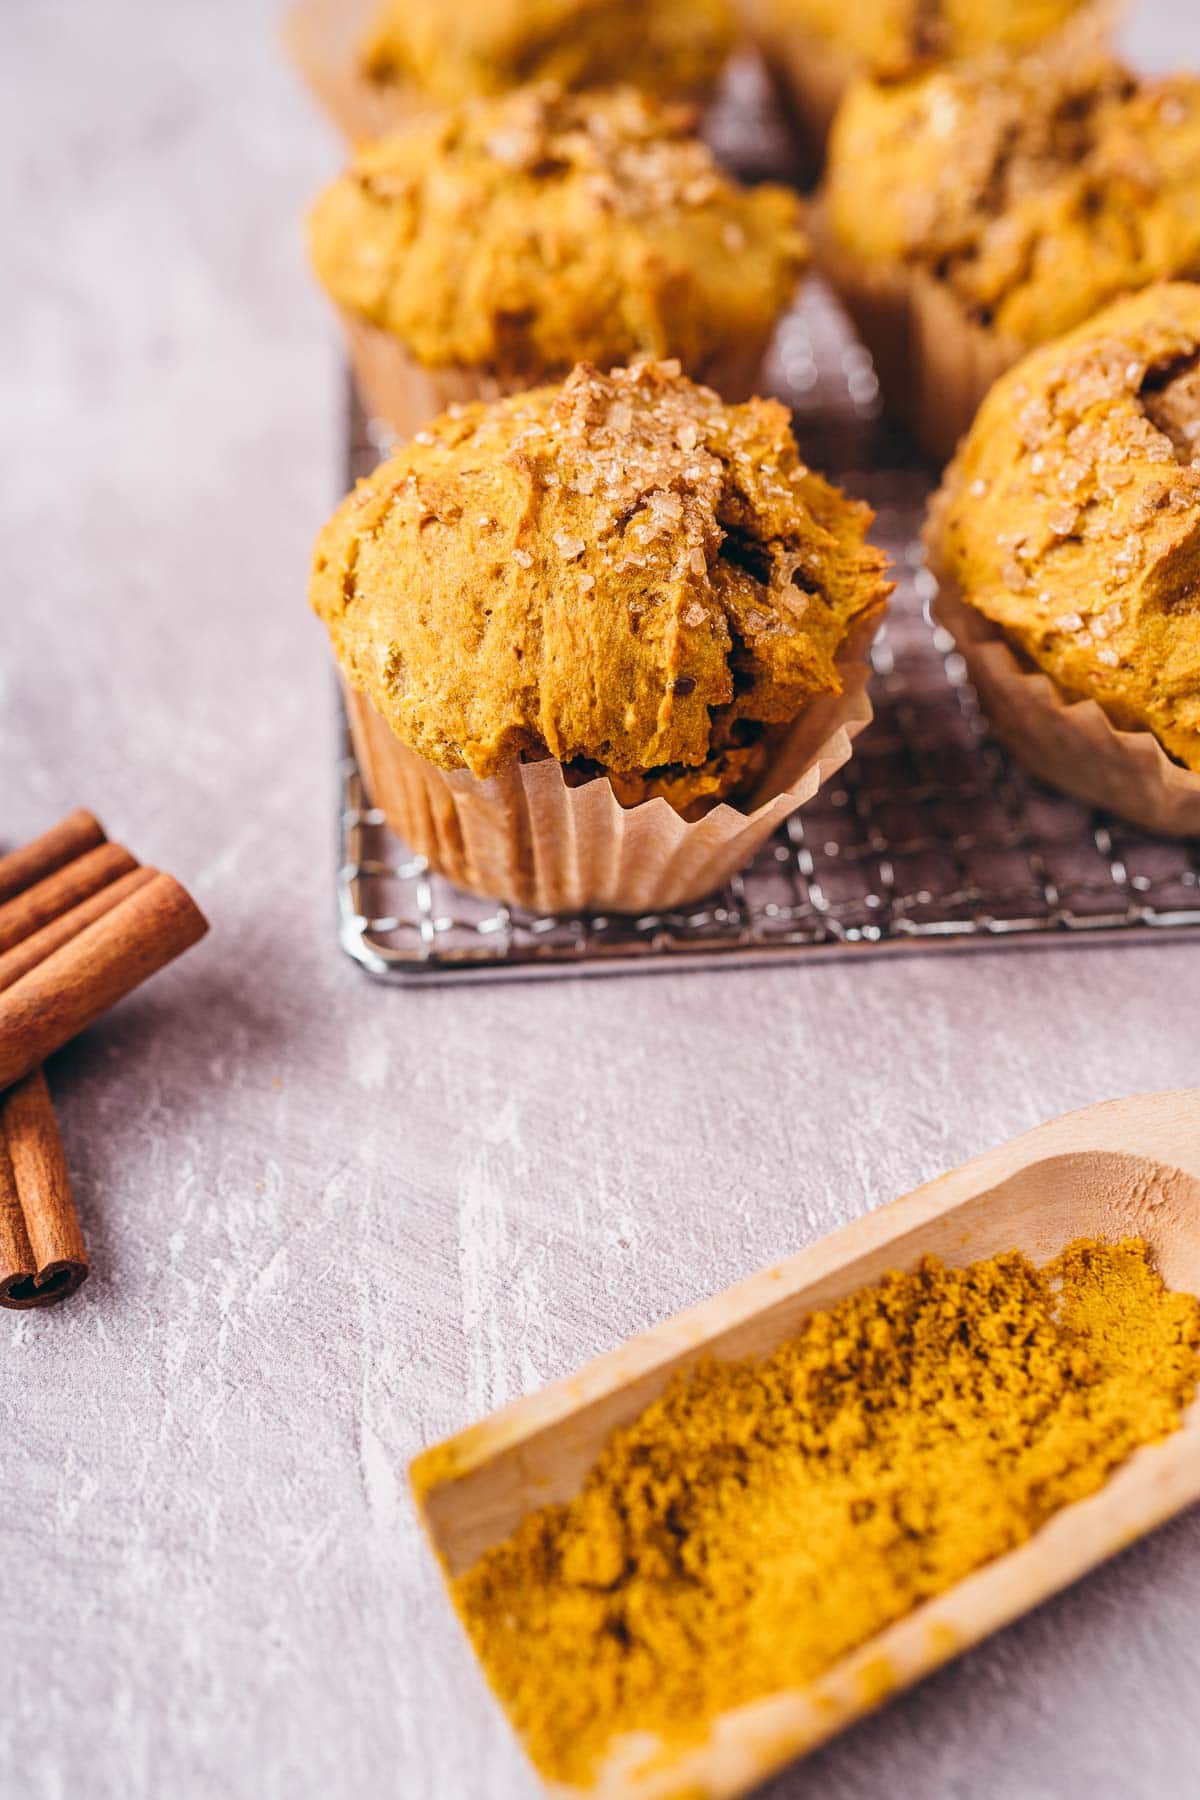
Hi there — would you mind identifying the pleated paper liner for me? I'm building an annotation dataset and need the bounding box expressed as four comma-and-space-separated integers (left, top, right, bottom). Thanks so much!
737, 0, 855, 167
340, 311, 528, 443
282, 0, 436, 146
931, 582, 1200, 839
811, 212, 1020, 465
342, 618, 879, 914
340, 308, 788, 444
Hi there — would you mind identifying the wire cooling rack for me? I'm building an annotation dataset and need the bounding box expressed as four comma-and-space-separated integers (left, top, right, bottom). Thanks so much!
333, 65, 1200, 982
335, 287, 1200, 983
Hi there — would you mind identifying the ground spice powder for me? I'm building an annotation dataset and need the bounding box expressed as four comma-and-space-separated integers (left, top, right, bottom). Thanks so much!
452, 1239, 1200, 1785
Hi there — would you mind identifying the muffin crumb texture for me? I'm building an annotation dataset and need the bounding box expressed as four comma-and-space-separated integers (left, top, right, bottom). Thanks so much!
309, 85, 805, 381
933, 284, 1200, 769
360, 0, 734, 104
311, 361, 890, 815
827, 51, 1200, 346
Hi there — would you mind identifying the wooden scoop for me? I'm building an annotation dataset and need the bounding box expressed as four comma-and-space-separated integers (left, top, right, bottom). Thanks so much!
411, 1091, 1200, 1799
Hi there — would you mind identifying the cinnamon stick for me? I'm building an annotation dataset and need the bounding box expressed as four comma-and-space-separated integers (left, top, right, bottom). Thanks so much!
0, 814, 112, 1309
0, 840, 138, 955
0, 1068, 87, 1308
0, 865, 156, 995
0, 872, 209, 1092
0, 809, 106, 906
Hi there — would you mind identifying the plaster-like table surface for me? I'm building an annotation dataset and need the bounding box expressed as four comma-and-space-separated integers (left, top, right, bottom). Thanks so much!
4, 5, 1200, 1797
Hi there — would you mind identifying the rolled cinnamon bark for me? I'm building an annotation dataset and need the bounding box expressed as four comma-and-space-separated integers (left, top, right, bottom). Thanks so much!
0, 866, 157, 995
0, 1068, 87, 1308
0, 808, 106, 906
0, 872, 209, 1091
0, 841, 138, 955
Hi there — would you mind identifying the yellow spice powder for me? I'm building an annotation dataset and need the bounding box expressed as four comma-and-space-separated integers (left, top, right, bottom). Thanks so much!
452, 1239, 1200, 1785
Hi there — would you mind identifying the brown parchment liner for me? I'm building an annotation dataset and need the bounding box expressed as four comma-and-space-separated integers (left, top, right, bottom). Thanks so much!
925, 492, 1200, 837
737, 0, 855, 165
341, 309, 785, 442
342, 616, 880, 912
811, 209, 1021, 465
341, 312, 527, 443
283, 0, 437, 145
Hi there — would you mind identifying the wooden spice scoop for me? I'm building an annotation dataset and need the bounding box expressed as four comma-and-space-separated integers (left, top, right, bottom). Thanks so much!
412, 1091, 1200, 1800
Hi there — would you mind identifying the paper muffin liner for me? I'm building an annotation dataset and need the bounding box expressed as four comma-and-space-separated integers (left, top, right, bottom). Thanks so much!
812, 215, 1020, 464
738, 1, 855, 165
342, 618, 879, 912
283, 0, 438, 145
929, 573, 1200, 839
341, 312, 527, 444
341, 308, 785, 443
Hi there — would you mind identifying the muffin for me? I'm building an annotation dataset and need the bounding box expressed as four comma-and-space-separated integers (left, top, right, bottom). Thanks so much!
285, 0, 735, 149
309, 84, 807, 440
740, 0, 1109, 165
311, 359, 891, 910
818, 51, 1200, 461
926, 283, 1200, 836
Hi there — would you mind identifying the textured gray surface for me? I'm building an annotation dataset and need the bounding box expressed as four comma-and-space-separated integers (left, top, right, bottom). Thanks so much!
3, 4, 1200, 1798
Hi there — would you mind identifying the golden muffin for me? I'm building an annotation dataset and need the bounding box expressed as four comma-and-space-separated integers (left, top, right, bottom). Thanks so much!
312, 359, 891, 909
287, 0, 735, 147
740, 0, 1106, 162
819, 52, 1200, 460
927, 284, 1200, 833
309, 85, 807, 438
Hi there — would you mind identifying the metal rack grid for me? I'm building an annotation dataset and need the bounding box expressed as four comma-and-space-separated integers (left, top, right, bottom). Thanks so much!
334, 280, 1200, 985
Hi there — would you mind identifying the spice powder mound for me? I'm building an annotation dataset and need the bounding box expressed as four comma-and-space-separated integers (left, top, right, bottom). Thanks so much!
450, 1238, 1200, 1785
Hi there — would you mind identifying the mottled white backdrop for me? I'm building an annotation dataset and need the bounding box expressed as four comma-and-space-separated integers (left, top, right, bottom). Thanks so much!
3, 3, 1199, 1798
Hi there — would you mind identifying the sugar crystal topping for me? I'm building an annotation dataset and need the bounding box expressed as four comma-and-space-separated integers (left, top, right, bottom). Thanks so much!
935, 286, 1200, 768
311, 357, 890, 793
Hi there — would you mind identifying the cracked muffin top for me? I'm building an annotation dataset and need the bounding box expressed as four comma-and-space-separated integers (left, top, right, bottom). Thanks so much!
308, 85, 806, 383
359, 0, 735, 106
311, 360, 891, 816
760, 0, 1094, 79
825, 51, 1200, 346
930, 284, 1200, 770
